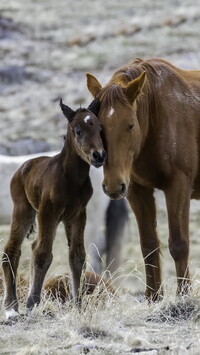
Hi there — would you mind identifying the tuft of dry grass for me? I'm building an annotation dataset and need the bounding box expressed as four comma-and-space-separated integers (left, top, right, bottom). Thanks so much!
1, 270, 200, 353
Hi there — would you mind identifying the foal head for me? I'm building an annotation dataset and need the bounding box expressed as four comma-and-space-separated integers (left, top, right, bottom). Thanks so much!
87, 72, 146, 198
60, 99, 106, 168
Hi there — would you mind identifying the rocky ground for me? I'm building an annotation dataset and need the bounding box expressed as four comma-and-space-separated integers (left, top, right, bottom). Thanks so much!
0, 0, 200, 154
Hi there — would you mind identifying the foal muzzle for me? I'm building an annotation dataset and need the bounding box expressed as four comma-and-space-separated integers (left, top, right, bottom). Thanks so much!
91, 149, 107, 168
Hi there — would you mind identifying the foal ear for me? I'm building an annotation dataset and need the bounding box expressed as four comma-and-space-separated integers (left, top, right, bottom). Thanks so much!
86, 73, 102, 98
60, 99, 75, 122
87, 99, 100, 116
124, 71, 146, 104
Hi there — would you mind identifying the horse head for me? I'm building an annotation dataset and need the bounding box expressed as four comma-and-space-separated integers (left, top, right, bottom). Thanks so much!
86, 72, 146, 198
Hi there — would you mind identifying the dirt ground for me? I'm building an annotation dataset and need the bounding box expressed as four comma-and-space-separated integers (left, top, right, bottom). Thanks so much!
1, 0, 200, 354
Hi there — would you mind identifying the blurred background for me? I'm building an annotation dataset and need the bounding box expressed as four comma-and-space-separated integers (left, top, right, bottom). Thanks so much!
0, 0, 200, 155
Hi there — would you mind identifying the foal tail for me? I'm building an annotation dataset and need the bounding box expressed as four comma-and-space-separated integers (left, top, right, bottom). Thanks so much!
26, 222, 36, 239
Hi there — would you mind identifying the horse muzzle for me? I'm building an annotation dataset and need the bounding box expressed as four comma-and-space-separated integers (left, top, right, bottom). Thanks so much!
102, 182, 127, 199
91, 149, 107, 168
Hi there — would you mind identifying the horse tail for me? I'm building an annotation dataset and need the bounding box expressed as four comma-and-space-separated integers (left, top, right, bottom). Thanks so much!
26, 222, 36, 239
105, 199, 129, 274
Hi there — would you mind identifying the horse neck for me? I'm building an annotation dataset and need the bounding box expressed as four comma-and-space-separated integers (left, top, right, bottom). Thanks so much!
60, 129, 90, 183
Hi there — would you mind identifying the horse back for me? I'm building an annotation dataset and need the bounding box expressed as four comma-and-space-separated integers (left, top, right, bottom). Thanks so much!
129, 59, 200, 190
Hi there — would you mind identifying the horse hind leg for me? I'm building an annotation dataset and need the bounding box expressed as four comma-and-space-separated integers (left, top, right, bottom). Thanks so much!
2, 201, 36, 319
164, 173, 191, 295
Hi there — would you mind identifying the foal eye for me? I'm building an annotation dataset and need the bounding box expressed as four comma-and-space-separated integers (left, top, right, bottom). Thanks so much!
74, 128, 82, 137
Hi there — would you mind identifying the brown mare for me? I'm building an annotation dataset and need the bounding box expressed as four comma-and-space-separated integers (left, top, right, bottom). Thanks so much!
87, 58, 200, 300
2, 99, 106, 319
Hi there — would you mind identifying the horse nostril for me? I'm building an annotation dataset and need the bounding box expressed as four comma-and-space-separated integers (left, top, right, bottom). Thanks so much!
120, 183, 126, 195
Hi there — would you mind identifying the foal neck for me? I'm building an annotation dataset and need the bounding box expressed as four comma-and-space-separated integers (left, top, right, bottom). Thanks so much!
60, 128, 90, 183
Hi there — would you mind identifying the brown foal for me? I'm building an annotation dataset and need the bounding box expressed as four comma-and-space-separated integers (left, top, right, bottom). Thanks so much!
87, 58, 200, 300
2, 99, 106, 319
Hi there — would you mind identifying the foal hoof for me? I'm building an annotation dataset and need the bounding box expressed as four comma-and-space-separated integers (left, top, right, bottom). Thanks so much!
26, 295, 40, 311
4, 309, 25, 325
5, 308, 20, 321
146, 290, 164, 304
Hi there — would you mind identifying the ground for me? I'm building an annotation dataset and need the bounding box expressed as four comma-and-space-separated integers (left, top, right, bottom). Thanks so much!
1, 0, 200, 353
1, 194, 200, 354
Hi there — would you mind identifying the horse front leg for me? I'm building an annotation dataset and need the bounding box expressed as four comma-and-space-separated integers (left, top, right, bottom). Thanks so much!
26, 205, 59, 311
127, 183, 162, 301
64, 209, 86, 305
2, 202, 35, 320
164, 172, 191, 295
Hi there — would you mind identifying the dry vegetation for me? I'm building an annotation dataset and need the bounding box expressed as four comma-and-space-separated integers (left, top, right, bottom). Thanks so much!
1, 194, 200, 354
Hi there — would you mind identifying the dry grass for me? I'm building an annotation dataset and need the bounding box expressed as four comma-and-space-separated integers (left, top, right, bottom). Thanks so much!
1, 194, 200, 354
0, 280, 200, 354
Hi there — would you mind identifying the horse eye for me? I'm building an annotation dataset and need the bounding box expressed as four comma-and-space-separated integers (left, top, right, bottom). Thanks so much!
128, 124, 134, 130
74, 128, 82, 137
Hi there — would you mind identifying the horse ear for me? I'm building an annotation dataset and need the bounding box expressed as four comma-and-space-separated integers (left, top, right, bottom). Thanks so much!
60, 99, 75, 122
87, 99, 100, 116
124, 71, 146, 104
86, 73, 102, 98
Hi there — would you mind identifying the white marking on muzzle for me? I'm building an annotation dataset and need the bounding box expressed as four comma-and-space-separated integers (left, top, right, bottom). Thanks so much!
84, 115, 91, 123
5, 308, 19, 320
97, 149, 103, 156
91, 149, 104, 156
108, 107, 115, 117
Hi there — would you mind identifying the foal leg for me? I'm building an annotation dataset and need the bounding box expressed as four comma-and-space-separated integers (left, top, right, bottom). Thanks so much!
127, 183, 162, 301
64, 209, 86, 305
26, 205, 59, 311
164, 172, 191, 294
2, 199, 35, 319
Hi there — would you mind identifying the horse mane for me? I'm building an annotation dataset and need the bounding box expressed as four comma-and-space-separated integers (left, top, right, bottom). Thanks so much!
98, 58, 168, 140
98, 84, 130, 108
